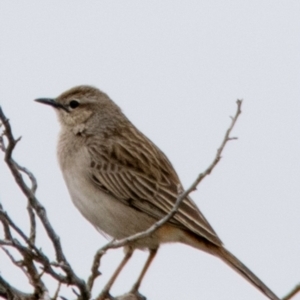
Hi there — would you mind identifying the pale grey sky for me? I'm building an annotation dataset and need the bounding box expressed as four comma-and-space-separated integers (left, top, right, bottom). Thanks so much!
1, 1, 300, 300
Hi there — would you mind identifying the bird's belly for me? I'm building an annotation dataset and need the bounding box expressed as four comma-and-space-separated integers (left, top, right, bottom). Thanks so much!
63, 170, 160, 248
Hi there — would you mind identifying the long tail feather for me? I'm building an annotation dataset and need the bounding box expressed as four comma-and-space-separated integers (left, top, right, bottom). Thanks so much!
218, 247, 280, 300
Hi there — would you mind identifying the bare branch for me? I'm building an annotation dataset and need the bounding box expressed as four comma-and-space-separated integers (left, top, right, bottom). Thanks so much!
1, 246, 29, 278
27, 204, 36, 245
283, 283, 300, 300
87, 250, 104, 292
52, 282, 62, 300
0, 106, 89, 299
0, 204, 13, 241
0, 275, 34, 300
0, 205, 34, 247
0, 236, 47, 297
12, 163, 38, 245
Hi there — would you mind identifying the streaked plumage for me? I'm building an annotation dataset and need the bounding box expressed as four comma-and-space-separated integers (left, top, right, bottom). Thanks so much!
86, 123, 222, 247
35, 85, 279, 300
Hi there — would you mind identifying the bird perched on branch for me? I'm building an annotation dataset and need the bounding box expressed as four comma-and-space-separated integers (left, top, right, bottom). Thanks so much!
36, 85, 279, 300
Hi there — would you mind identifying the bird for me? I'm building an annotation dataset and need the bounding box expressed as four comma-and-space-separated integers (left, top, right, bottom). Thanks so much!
35, 85, 280, 300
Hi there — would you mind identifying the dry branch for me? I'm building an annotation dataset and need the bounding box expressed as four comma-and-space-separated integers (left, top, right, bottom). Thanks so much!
0, 107, 88, 299
283, 284, 300, 300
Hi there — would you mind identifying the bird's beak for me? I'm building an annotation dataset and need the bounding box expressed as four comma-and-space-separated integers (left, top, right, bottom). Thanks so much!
35, 98, 69, 112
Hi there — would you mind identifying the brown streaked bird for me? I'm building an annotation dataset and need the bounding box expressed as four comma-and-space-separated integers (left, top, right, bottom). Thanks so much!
35, 85, 279, 300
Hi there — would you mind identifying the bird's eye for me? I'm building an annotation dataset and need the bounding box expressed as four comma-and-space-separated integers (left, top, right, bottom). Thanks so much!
69, 100, 80, 109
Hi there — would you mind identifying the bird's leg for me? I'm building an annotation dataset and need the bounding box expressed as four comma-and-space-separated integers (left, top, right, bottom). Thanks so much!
98, 247, 134, 300
130, 248, 158, 294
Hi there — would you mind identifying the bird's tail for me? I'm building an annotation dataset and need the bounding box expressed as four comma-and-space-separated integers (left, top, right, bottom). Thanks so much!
217, 247, 280, 300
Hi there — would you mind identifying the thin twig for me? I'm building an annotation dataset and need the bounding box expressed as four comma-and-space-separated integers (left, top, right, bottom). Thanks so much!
0, 204, 13, 241
0, 228, 69, 285
27, 204, 36, 245
0, 205, 34, 247
52, 282, 62, 300
1, 246, 28, 276
87, 250, 104, 292
283, 283, 300, 300
13, 162, 38, 245
1, 239, 47, 297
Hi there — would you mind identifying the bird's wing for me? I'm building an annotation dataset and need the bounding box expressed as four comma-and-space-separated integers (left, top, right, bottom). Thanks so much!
86, 127, 222, 246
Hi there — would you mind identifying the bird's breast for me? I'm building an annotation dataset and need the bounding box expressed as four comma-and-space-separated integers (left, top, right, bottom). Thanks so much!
58, 144, 164, 248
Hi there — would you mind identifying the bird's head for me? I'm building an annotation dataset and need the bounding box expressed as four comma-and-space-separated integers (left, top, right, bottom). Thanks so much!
35, 85, 123, 132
